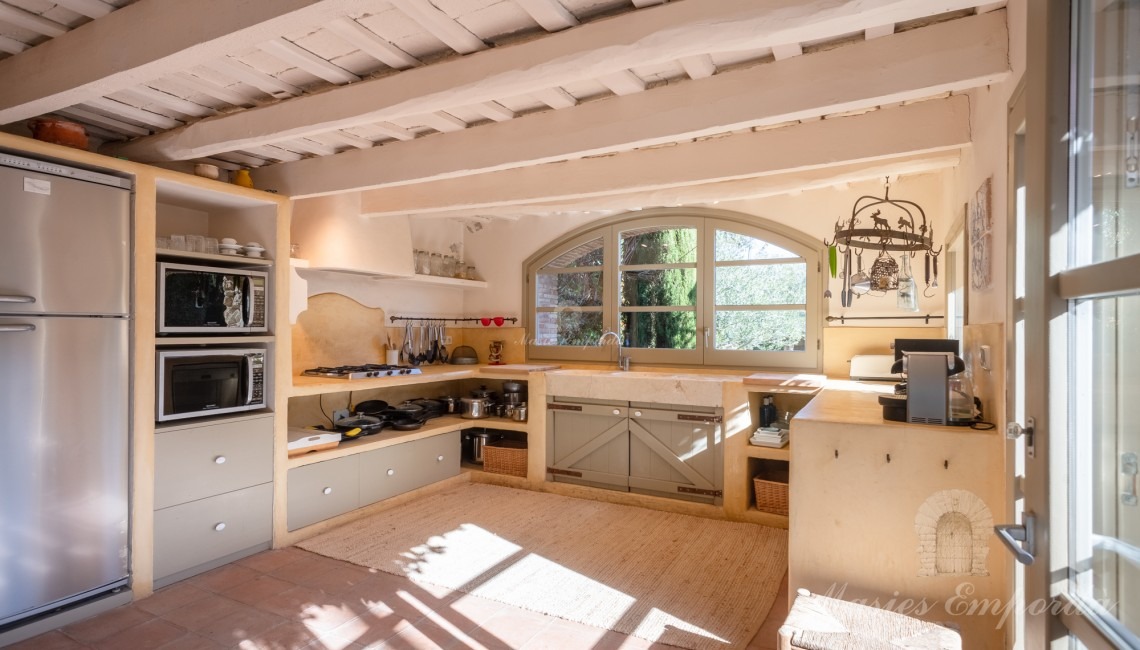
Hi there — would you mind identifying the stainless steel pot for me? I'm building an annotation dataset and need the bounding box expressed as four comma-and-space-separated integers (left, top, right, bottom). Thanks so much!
460, 396, 490, 419
463, 430, 501, 464
502, 392, 524, 405
438, 395, 459, 413
511, 403, 527, 422
501, 380, 523, 394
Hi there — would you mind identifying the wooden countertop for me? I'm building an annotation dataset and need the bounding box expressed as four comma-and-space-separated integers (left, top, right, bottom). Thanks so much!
289, 365, 537, 396
794, 380, 998, 435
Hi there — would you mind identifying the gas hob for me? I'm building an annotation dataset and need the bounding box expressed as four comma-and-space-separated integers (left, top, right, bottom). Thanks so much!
301, 364, 423, 379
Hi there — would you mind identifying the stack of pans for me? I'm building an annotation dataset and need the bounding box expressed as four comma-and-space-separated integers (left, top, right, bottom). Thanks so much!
333, 398, 449, 437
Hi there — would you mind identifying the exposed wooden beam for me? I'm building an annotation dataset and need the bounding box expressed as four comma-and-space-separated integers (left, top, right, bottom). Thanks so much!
122, 86, 217, 118
598, 69, 646, 95
204, 57, 302, 98
260, 37, 360, 85
388, 0, 487, 54
356, 121, 416, 142
679, 54, 716, 80
419, 111, 467, 133
976, 3, 1005, 13
85, 96, 182, 129
56, 107, 149, 136
108, 0, 991, 162
52, 0, 114, 19
532, 87, 578, 109
358, 98, 970, 216
0, 35, 28, 55
325, 18, 421, 70
630, 0, 665, 6
392, 152, 961, 219
471, 101, 516, 122
0, 0, 373, 124
771, 43, 803, 60
514, 0, 579, 31
864, 24, 895, 39
319, 130, 374, 150
169, 71, 259, 107
251, 11, 1007, 198
0, 3, 67, 37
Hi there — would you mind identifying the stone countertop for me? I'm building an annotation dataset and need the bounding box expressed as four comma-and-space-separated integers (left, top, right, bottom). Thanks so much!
794, 380, 999, 435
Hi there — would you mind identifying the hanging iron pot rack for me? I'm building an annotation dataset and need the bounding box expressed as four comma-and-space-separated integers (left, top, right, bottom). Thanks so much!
822, 180, 943, 308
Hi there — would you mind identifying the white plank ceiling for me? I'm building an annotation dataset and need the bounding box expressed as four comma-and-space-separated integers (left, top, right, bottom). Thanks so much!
0, 0, 1010, 218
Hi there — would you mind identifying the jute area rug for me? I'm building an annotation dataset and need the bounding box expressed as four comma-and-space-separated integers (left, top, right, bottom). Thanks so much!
297, 483, 787, 649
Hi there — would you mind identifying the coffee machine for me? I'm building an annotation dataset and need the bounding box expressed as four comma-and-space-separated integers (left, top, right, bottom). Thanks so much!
878, 339, 979, 426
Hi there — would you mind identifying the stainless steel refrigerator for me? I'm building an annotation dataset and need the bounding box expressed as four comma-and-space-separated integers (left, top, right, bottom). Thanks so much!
0, 153, 132, 628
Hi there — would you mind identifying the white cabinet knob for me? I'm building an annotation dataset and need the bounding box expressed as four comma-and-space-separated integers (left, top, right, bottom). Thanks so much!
612, 409, 621, 415
387, 469, 395, 476
214, 522, 226, 532
437, 455, 444, 462
634, 411, 643, 417
322, 487, 332, 495
214, 456, 226, 464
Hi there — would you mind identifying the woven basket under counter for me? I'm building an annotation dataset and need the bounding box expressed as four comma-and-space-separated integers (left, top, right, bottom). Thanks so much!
753, 477, 789, 516
484, 440, 528, 478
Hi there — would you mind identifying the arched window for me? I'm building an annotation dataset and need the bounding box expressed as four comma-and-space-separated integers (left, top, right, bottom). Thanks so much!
524, 208, 823, 370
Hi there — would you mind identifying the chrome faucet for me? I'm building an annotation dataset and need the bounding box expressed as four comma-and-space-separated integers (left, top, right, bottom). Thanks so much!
598, 331, 630, 371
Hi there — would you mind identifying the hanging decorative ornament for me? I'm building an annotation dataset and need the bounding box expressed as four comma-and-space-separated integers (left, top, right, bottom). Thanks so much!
869, 249, 899, 291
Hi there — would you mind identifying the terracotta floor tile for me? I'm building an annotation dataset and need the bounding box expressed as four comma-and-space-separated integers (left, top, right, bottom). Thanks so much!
320, 612, 410, 650
90, 618, 187, 650
154, 633, 228, 650
375, 621, 455, 650
234, 548, 308, 574
232, 621, 322, 650
254, 584, 339, 621
466, 607, 552, 650
267, 555, 337, 586
136, 582, 212, 616
60, 605, 153, 644
190, 564, 260, 594
443, 593, 507, 631
223, 574, 297, 607
194, 606, 284, 647
593, 631, 656, 650
159, 593, 248, 631
519, 618, 610, 650
4, 630, 90, 650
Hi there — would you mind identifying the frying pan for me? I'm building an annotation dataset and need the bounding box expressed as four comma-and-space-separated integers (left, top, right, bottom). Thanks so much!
390, 417, 423, 431
353, 400, 389, 417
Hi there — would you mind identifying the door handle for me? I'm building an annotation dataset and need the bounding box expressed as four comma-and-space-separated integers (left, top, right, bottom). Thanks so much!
0, 295, 35, 303
1122, 452, 1138, 506
995, 512, 1036, 565
0, 324, 36, 332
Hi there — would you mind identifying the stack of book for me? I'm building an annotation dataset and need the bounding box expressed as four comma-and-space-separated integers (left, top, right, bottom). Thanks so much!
750, 426, 788, 448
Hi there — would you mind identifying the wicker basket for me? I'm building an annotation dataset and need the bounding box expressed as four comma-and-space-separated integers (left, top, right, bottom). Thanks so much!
484, 440, 528, 477
753, 476, 789, 516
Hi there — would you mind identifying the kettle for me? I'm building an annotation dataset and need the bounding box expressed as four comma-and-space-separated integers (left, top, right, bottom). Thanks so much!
948, 373, 982, 426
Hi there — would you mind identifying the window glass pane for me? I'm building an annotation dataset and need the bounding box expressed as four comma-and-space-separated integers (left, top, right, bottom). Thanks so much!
715, 263, 806, 305
715, 310, 807, 351
535, 310, 604, 346
1072, 2, 1140, 265
543, 237, 604, 268
620, 226, 697, 265
620, 269, 696, 307
1072, 293, 1140, 636
620, 311, 696, 349
714, 230, 798, 261
536, 271, 602, 307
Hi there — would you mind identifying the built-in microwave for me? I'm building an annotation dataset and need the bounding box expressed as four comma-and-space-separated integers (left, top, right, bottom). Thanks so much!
157, 262, 268, 334
156, 348, 266, 422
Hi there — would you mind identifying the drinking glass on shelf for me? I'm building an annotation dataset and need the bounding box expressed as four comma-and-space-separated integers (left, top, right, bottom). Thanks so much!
415, 250, 430, 275
466, 265, 478, 281
156, 236, 170, 250
430, 253, 443, 276
187, 235, 206, 253
443, 255, 456, 277
456, 261, 467, 279
169, 234, 186, 251
205, 237, 219, 255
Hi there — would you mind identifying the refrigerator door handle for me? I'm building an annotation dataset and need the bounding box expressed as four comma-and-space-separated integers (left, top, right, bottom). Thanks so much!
0, 324, 36, 332
0, 294, 36, 303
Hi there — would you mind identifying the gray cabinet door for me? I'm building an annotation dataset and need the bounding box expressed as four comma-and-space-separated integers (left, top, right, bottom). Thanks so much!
154, 417, 273, 510
358, 441, 415, 504
287, 456, 359, 531
547, 402, 630, 488
153, 483, 272, 580
413, 431, 461, 489
628, 407, 723, 504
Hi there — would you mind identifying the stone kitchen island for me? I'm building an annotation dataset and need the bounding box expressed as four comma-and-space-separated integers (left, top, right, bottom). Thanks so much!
788, 382, 1010, 649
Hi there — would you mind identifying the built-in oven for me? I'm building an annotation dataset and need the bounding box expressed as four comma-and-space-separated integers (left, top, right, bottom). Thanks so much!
157, 262, 268, 334
156, 348, 266, 422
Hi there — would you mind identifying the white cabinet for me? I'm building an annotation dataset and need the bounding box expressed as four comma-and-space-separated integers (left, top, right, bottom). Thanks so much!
153, 415, 274, 585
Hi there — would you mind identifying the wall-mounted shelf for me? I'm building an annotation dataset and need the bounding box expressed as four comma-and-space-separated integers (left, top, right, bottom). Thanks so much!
156, 335, 275, 346
400, 273, 488, 289
156, 249, 273, 266
744, 443, 790, 462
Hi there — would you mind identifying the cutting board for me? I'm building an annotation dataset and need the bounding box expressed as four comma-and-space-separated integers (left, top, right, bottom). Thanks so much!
742, 372, 826, 394
481, 363, 562, 373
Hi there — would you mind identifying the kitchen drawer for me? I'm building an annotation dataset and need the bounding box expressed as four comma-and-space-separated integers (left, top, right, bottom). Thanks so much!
153, 482, 272, 580
155, 416, 273, 509
288, 455, 359, 531
359, 432, 460, 505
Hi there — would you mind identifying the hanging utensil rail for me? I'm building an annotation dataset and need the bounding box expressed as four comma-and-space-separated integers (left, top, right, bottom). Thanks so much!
826, 314, 945, 324
389, 316, 518, 324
